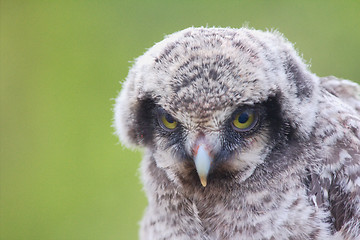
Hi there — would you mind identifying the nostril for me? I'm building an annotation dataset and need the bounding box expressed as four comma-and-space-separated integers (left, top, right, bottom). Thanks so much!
193, 145, 200, 155
192, 132, 206, 155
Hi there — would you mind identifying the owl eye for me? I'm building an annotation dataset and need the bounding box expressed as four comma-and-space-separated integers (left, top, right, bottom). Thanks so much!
232, 110, 258, 132
158, 112, 178, 131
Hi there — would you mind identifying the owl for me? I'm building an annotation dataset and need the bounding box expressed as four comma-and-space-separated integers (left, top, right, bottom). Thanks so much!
114, 27, 360, 240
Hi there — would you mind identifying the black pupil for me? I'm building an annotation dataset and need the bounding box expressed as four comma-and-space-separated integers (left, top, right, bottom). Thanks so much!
238, 112, 249, 123
165, 114, 175, 123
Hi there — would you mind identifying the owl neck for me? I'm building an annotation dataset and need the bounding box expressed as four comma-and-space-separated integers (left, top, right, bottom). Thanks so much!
140, 151, 310, 239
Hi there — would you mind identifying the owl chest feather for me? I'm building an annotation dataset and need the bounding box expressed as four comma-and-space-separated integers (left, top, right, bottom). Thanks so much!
141, 157, 332, 240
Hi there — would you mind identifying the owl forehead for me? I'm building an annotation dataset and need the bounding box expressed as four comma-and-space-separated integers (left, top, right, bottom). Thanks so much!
143, 28, 282, 112
155, 56, 276, 118
154, 62, 264, 129
134, 28, 287, 127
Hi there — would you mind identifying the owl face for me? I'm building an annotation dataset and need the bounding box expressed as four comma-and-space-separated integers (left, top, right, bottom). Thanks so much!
135, 93, 290, 187
114, 27, 319, 188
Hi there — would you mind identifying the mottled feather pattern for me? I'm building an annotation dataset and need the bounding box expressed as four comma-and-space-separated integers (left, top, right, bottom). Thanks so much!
310, 88, 360, 239
321, 76, 360, 114
114, 27, 360, 239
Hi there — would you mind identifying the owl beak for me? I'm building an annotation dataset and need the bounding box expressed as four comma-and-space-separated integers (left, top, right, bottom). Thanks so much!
194, 144, 212, 187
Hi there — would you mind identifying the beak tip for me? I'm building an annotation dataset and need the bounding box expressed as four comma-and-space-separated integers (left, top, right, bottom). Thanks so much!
194, 144, 212, 188
200, 177, 207, 187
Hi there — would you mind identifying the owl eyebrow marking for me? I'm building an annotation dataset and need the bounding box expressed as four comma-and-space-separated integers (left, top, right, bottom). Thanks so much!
155, 106, 177, 119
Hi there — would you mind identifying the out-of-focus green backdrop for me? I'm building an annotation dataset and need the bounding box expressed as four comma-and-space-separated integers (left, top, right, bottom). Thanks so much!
1, 1, 359, 239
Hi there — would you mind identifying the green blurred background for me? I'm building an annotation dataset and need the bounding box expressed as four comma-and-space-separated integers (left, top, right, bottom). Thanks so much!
1, 1, 359, 239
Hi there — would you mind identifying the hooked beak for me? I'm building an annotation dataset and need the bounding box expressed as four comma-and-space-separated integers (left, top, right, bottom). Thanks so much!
194, 144, 213, 187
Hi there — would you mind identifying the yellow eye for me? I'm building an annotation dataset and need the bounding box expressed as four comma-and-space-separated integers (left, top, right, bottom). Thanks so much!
160, 113, 178, 130
232, 110, 257, 131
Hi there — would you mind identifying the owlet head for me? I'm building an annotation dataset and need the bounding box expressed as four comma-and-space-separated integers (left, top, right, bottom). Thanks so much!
114, 27, 319, 187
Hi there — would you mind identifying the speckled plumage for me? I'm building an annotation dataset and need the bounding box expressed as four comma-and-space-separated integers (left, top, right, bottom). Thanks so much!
114, 27, 360, 240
